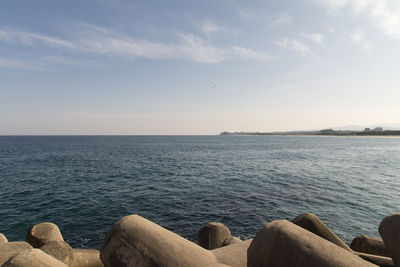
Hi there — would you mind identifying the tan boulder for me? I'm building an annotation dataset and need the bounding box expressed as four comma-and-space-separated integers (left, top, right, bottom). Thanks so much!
379, 213, 400, 267
70, 249, 104, 267
0, 242, 32, 265
101, 214, 218, 267
247, 220, 377, 267
198, 222, 232, 250
292, 213, 351, 251
25, 222, 64, 248
351, 235, 390, 257
3, 248, 68, 267
212, 239, 252, 267
0, 233, 8, 243
40, 240, 73, 265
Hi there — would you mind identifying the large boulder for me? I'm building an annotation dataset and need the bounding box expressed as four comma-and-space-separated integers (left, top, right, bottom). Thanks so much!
292, 213, 351, 251
70, 249, 104, 267
101, 214, 218, 267
40, 240, 73, 265
0, 242, 33, 265
212, 239, 252, 267
247, 220, 377, 267
0, 233, 8, 243
25, 222, 64, 248
198, 222, 232, 250
3, 248, 68, 267
379, 213, 400, 267
351, 235, 390, 257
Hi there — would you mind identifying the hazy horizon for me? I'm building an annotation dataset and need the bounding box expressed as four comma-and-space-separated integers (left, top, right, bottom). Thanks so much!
2, 0, 400, 135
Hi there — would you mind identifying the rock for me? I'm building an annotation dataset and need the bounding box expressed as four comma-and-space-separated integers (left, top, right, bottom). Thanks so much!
206, 264, 232, 267
198, 222, 232, 250
292, 213, 351, 251
70, 249, 104, 267
25, 222, 64, 248
351, 235, 390, 257
247, 220, 377, 267
101, 214, 218, 267
0, 242, 33, 265
0, 233, 8, 243
40, 241, 73, 265
355, 252, 393, 267
3, 248, 68, 267
212, 239, 252, 267
379, 213, 400, 267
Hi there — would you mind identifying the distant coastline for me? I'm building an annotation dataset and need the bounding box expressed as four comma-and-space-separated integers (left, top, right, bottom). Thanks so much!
220, 128, 400, 136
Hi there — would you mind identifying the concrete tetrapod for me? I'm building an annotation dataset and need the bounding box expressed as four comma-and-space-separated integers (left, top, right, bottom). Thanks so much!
70, 249, 104, 267
3, 248, 68, 267
0, 242, 33, 265
351, 235, 390, 257
212, 239, 252, 267
379, 213, 400, 267
292, 213, 352, 251
40, 240, 73, 265
247, 220, 377, 267
101, 214, 218, 267
0, 233, 8, 243
198, 222, 232, 250
25, 222, 64, 248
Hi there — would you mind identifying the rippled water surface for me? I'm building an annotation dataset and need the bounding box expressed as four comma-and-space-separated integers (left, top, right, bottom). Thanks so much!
1, 135, 400, 248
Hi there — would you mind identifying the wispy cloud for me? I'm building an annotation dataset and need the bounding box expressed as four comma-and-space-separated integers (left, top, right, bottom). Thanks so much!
300, 33, 324, 45
315, 0, 400, 38
199, 20, 224, 34
350, 30, 373, 53
276, 38, 311, 56
0, 24, 272, 65
0, 58, 50, 71
0, 28, 75, 48
238, 10, 293, 26
269, 12, 293, 26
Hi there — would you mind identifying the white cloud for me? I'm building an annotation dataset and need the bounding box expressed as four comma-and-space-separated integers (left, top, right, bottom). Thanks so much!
0, 58, 50, 71
238, 10, 293, 26
301, 33, 324, 44
0, 28, 75, 48
350, 31, 373, 53
315, 0, 400, 38
269, 12, 293, 26
0, 25, 272, 65
199, 20, 224, 34
276, 38, 311, 56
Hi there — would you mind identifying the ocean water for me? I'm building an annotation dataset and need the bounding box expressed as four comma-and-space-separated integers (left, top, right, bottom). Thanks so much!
0, 135, 399, 249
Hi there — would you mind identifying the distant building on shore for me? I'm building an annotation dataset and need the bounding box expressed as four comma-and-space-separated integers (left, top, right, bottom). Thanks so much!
374, 127, 383, 131
364, 128, 371, 132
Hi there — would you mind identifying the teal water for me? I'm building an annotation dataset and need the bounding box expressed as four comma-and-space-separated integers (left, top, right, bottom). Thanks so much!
0, 135, 399, 248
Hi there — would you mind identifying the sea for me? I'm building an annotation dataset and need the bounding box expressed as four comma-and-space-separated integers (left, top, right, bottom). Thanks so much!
0, 135, 399, 249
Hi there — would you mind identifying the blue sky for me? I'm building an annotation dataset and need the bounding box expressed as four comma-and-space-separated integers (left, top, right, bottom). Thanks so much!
1, 0, 400, 134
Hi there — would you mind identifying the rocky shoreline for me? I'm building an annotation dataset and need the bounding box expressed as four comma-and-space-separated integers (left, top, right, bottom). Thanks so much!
1, 212, 399, 266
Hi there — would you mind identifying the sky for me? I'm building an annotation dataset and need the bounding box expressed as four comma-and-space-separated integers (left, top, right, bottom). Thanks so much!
1, 0, 400, 135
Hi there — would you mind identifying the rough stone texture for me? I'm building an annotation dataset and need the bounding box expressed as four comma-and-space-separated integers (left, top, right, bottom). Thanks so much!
101, 214, 218, 267
25, 222, 64, 248
206, 264, 232, 267
3, 248, 68, 267
0, 242, 33, 265
351, 235, 390, 257
247, 220, 377, 267
379, 213, 400, 267
40, 241, 73, 265
292, 213, 352, 251
198, 222, 232, 250
0, 233, 8, 243
355, 252, 393, 267
70, 249, 104, 267
212, 239, 252, 267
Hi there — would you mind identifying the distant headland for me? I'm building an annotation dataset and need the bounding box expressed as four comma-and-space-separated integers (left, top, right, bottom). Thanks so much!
220, 127, 400, 136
